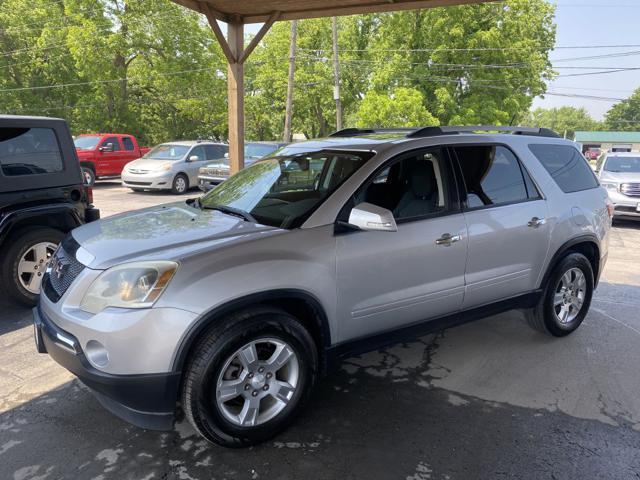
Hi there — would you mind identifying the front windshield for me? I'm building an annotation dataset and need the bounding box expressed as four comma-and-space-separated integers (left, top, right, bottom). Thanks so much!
144, 144, 190, 160
245, 143, 280, 158
200, 150, 372, 229
74, 136, 101, 150
604, 156, 640, 173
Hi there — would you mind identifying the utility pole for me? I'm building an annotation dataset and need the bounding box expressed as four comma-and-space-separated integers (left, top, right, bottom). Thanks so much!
283, 20, 298, 143
331, 16, 343, 131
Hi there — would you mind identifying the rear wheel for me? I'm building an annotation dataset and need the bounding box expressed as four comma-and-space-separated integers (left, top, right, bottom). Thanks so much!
525, 253, 594, 337
81, 167, 95, 186
172, 174, 189, 194
182, 307, 317, 447
1, 227, 64, 306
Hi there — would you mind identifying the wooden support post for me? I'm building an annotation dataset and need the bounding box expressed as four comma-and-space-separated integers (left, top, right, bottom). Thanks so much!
227, 21, 244, 174
283, 20, 298, 143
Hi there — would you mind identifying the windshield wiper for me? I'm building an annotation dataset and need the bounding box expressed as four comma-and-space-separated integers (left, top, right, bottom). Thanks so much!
205, 204, 257, 223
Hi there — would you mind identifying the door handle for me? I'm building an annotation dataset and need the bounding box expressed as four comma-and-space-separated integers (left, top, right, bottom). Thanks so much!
435, 233, 461, 246
527, 217, 547, 228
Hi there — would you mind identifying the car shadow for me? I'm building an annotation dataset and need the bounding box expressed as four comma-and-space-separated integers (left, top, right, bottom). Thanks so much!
0, 291, 32, 335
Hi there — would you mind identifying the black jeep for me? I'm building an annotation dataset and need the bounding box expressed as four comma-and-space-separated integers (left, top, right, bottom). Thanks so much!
0, 115, 99, 306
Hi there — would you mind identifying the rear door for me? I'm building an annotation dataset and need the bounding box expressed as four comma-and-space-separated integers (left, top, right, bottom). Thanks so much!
451, 145, 550, 308
121, 136, 139, 169
335, 148, 468, 342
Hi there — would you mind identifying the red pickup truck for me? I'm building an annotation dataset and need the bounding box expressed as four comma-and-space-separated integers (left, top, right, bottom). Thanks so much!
74, 134, 150, 185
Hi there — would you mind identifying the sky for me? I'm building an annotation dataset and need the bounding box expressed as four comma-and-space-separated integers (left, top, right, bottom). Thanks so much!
531, 1, 640, 120
245, 1, 639, 122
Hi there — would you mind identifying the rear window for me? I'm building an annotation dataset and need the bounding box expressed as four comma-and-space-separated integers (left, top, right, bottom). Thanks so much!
529, 144, 598, 193
0, 127, 63, 176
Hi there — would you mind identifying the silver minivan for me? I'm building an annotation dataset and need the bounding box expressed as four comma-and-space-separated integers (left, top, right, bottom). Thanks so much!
122, 141, 228, 194
35, 126, 612, 447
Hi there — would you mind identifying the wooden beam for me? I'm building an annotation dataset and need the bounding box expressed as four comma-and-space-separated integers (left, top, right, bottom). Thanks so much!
239, 0, 496, 23
201, 2, 236, 64
227, 21, 245, 174
238, 11, 280, 64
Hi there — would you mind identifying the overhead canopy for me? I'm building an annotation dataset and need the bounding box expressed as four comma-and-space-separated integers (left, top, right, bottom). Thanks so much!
174, 0, 492, 23
171, 0, 494, 174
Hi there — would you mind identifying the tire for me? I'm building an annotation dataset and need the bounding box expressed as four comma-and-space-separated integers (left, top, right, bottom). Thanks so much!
525, 253, 594, 337
1, 227, 65, 307
81, 167, 95, 186
182, 307, 318, 447
171, 174, 189, 194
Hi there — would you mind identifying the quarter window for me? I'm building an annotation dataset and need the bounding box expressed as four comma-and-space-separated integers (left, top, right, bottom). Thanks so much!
454, 146, 535, 208
529, 144, 598, 193
0, 127, 63, 176
356, 150, 451, 221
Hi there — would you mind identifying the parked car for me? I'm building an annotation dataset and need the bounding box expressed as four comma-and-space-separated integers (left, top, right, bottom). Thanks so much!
596, 152, 640, 219
198, 141, 287, 191
584, 147, 601, 161
0, 115, 99, 306
35, 126, 611, 447
74, 134, 150, 185
121, 141, 227, 194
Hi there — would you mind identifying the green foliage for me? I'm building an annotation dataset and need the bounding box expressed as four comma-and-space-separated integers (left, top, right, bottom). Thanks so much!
605, 87, 640, 131
525, 107, 600, 138
353, 88, 438, 127
0, 0, 557, 143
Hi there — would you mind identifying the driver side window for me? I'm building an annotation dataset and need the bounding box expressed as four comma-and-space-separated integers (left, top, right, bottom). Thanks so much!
356, 149, 453, 222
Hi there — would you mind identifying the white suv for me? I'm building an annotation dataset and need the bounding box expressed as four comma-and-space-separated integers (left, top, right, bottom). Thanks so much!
34, 126, 612, 447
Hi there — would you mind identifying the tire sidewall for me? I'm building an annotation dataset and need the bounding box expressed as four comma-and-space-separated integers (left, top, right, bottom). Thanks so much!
189, 313, 317, 445
2, 227, 64, 306
542, 253, 594, 336
172, 174, 188, 194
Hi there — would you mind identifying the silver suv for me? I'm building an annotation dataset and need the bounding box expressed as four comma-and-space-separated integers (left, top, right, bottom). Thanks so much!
596, 152, 640, 219
34, 126, 612, 447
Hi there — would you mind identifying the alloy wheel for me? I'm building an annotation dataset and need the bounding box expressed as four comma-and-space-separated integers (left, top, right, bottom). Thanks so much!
553, 267, 587, 324
215, 338, 300, 427
175, 176, 187, 193
17, 242, 57, 294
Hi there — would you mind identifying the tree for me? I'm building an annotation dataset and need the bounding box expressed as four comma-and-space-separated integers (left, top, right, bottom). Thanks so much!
605, 87, 640, 131
353, 87, 439, 127
526, 107, 600, 138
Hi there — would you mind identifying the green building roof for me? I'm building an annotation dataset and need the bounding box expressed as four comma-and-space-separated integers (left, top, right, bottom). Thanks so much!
574, 131, 640, 143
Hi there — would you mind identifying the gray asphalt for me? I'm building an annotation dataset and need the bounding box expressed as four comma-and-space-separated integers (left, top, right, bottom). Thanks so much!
1, 184, 639, 480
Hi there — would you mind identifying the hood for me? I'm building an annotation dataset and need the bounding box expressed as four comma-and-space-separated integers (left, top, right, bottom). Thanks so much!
71, 202, 281, 269
124, 158, 179, 172
599, 171, 640, 183
76, 149, 95, 158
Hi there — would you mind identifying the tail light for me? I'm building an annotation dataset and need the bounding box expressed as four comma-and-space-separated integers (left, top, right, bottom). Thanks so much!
85, 186, 94, 205
605, 197, 614, 218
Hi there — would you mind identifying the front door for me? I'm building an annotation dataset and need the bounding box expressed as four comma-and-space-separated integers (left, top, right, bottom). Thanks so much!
336, 148, 468, 342
97, 136, 124, 176
450, 145, 551, 308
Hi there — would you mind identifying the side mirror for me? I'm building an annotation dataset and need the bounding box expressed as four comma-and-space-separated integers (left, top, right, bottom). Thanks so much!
188, 155, 200, 162
347, 202, 397, 232
99, 143, 114, 153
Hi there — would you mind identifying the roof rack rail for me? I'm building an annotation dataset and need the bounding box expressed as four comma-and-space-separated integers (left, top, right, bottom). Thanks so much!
407, 125, 560, 138
329, 127, 417, 137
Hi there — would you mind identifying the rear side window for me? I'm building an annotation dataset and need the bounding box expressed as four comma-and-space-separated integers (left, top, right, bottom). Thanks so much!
204, 145, 227, 160
529, 144, 598, 193
453, 145, 538, 209
0, 127, 63, 176
122, 137, 135, 151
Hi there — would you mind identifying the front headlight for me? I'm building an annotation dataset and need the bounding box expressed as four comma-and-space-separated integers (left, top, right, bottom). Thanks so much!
160, 162, 172, 171
600, 182, 619, 192
80, 261, 178, 314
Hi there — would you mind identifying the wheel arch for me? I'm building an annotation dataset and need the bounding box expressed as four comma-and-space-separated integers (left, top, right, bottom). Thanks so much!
540, 235, 601, 290
171, 289, 332, 376
0, 207, 81, 245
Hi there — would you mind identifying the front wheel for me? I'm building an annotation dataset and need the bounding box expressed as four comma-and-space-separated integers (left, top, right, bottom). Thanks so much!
171, 174, 189, 194
525, 253, 594, 337
182, 307, 318, 447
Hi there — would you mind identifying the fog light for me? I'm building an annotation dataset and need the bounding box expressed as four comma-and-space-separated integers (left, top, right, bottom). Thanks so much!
85, 340, 109, 367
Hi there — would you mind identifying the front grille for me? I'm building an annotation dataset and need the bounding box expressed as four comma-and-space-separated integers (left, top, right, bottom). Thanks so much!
43, 236, 85, 302
124, 181, 152, 186
203, 167, 228, 177
615, 205, 640, 214
620, 183, 640, 197
128, 169, 149, 174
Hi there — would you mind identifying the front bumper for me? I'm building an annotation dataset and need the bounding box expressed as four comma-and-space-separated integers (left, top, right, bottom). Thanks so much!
606, 190, 640, 218
33, 305, 180, 430
198, 174, 226, 191
121, 170, 173, 190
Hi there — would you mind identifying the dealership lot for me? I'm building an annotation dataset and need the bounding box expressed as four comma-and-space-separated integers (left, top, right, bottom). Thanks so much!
1, 184, 639, 480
